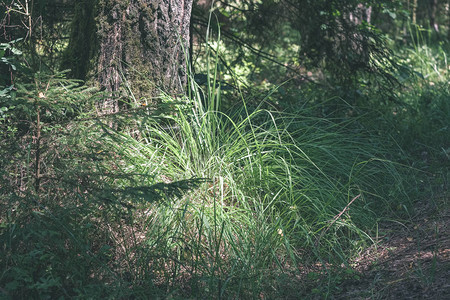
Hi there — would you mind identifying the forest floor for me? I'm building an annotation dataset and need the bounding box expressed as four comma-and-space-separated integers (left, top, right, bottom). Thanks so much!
334, 173, 449, 299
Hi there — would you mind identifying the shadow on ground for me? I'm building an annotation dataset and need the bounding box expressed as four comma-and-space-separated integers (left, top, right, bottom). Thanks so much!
337, 185, 449, 299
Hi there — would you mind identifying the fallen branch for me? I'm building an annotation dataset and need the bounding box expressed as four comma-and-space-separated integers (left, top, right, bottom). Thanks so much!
315, 194, 361, 247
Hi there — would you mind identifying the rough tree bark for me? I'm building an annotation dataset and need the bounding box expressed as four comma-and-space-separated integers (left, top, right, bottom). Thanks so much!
63, 0, 193, 114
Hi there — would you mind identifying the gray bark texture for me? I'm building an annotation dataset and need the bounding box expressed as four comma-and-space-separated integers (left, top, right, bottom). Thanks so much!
82, 0, 193, 114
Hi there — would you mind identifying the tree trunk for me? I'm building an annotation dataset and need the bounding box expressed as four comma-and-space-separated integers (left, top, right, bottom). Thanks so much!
348, 3, 372, 25
61, 1, 97, 82
448, 0, 450, 40
64, 0, 193, 114
428, 0, 439, 32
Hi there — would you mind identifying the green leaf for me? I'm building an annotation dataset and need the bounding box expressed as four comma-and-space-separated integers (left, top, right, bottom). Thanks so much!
11, 47, 22, 55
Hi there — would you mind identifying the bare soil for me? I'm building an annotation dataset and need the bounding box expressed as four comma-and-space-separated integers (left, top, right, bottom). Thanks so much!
336, 186, 449, 299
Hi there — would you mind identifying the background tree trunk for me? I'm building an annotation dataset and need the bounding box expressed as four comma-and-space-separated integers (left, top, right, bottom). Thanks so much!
428, 0, 439, 31
61, 1, 97, 82
64, 0, 193, 114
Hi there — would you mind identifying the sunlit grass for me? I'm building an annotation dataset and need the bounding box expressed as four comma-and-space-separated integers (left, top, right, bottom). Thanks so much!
82, 69, 413, 297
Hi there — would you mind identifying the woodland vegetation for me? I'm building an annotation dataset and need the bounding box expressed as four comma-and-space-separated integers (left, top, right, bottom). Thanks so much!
0, 0, 449, 298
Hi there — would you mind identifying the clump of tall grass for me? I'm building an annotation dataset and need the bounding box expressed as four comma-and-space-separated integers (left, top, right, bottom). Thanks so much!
380, 24, 450, 162
94, 67, 413, 297
403, 24, 448, 83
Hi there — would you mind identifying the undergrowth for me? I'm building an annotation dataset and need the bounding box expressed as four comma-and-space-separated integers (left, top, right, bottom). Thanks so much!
2, 28, 447, 298
0, 65, 415, 299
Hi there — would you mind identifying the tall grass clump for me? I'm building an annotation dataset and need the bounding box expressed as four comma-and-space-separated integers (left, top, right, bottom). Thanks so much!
96, 65, 413, 297
383, 24, 450, 164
